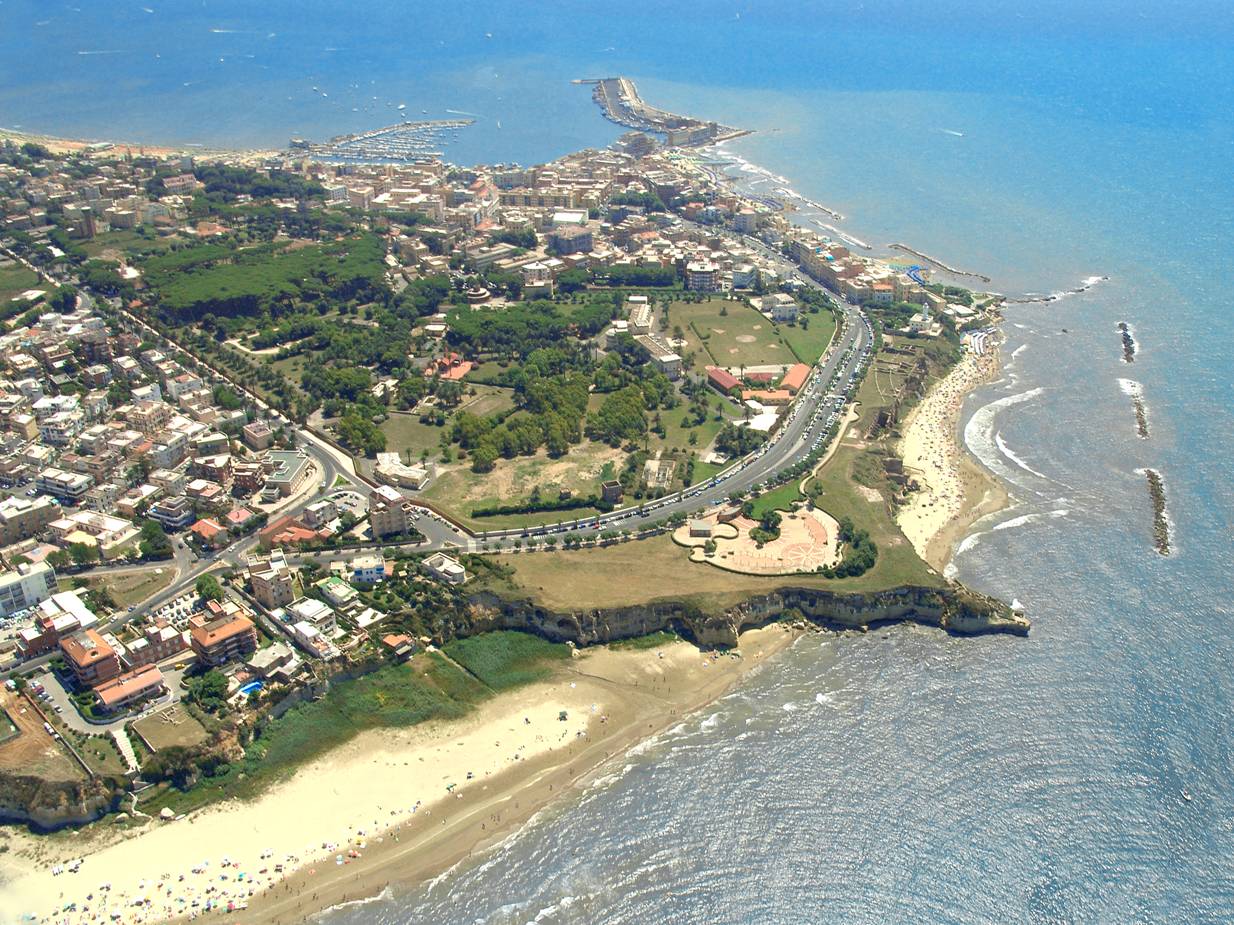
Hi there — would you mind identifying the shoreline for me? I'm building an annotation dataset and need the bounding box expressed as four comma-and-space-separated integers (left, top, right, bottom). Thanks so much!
895, 346, 1009, 572
0, 626, 800, 925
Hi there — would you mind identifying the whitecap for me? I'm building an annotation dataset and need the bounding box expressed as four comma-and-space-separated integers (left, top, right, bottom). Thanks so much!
994, 432, 1050, 480
1011, 344, 1029, 359
1117, 377, 1143, 398
781, 701, 799, 712
814, 691, 837, 707
962, 388, 1046, 487
991, 509, 1068, 533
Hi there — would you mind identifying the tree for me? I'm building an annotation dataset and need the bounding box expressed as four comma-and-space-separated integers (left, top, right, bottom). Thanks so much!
186, 670, 229, 713
196, 574, 224, 601
139, 519, 173, 560
68, 543, 100, 566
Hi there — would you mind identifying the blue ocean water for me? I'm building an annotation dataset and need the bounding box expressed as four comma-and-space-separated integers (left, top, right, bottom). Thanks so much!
6, 2, 1234, 921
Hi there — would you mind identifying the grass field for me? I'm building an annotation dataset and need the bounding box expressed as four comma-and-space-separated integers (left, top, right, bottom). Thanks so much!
423, 440, 623, 529
779, 311, 837, 364
89, 567, 177, 609
443, 630, 571, 691
132, 704, 209, 753
80, 228, 174, 261
0, 262, 41, 303
380, 413, 451, 462
748, 481, 803, 519
667, 297, 792, 369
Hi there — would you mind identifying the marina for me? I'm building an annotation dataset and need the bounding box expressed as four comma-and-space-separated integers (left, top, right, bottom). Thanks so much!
289, 119, 473, 163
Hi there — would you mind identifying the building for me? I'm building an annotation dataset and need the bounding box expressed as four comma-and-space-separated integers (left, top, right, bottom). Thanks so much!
35, 466, 93, 503
263, 449, 311, 498
287, 597, 337, 634
14, 589, 96, 658
350, 553, 386, 586
316, 575, 359, 609
780, 363, 811, 395
423, 552, 466, 585
300, 499, 337, 529
245, 642, 301, 682
60, 628, 121, 688
706, 366, 741, 396
190, 518, 229, 549
633, 333, 682, 380
48, 510, 140, 560
94, 665, 165, 713
521, 261, 554, 298
373, 453, 432, 490
248, 549, 295, 609
0, 495, 57, 546
242, 420, 273, 451
548, 224, 593, 255
627, 296, 654, 334
600, 480, 624, 504
734, 209, 760, 234
188, 601, 258, 667
369, 485, 417, 538
120, 619, 188, 669
0, 561, 58, 618
685, 260, 721, 292
762, 293, 800, 323
148, 495, 194, 531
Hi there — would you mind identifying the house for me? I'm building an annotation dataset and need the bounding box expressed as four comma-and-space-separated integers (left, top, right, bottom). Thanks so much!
350, 554, 386, 586
287, 597, 336, 634
600, 480, 624, 504
369, 485, 418, 538
381, 633, 415, 660
423, 552, 467, 585
190, 518, 229, 549
316, 575, 359, 609
248, 549, 295, 609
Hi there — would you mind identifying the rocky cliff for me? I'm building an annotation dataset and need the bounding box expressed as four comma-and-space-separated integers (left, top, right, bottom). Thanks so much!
466, 582, 1028, 650
0, 769, 120, 831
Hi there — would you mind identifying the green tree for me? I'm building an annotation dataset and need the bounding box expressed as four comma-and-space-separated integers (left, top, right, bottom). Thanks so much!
196, 574, 224, 601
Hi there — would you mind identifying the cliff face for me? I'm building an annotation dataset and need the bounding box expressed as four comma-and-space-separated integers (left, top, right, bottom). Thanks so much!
468, 583, 1029, 650
0, 770, 119, 831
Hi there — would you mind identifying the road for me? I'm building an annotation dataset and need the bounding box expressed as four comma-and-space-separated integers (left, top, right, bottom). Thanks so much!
1, 224, 872, 680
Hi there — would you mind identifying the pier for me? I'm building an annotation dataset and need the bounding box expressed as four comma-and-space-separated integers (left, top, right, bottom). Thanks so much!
890, 243, 991, 283
290, 119, 473, 163
575, 77, 749, 146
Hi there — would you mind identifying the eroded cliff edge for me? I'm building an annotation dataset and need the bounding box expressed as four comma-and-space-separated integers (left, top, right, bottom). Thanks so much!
465, 583, 1029, 650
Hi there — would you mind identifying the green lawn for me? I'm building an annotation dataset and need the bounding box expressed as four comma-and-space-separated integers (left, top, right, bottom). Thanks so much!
666, 297, 793, 369
0, 263, 40, 303
779, 311, 837, 364
749, 481, 803, 519
381, 413, 451, 461
80, 228, 174, 260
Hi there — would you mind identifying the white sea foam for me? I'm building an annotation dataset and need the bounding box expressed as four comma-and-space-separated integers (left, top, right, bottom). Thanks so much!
315, 885, 393, 916
698, 711, 723, 732
991, 509, 1069, 533
1117, 377, 1143, 398
815, 691, 838, 707
963, 388, 1046, 488
995, 432, 1050, 480
955, 532, 984, 556
1011, 344, 1029, 359
781, 701, 800, 712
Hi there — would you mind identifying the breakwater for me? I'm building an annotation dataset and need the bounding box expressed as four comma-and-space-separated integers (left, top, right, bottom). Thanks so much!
576, 76, 749, 146
1144, 468, 1170, 555
1118, 321, 1136, 362
890, 244, 991, 283
1118, 378, 1150, 438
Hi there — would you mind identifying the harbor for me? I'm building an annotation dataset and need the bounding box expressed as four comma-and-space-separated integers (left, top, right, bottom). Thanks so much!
289, 119, 473, 164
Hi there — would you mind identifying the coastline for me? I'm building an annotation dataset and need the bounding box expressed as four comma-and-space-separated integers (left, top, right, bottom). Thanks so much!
0, 625, 800, 925
895, 346, 1009, 572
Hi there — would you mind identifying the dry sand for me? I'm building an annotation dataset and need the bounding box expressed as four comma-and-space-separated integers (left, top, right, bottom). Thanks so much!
895, 348, 1007, 570
0, 626, 798, 925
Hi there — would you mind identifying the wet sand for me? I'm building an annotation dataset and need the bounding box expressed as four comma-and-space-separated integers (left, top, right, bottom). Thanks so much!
0, 626, 799, 925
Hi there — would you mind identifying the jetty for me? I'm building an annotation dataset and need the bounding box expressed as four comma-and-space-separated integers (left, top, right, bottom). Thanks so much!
575, 76, 749, 146
289, 119, 473, 163
890, 243, 991, 283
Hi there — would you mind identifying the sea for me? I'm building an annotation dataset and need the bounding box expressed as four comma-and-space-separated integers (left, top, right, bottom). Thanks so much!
5, 1, 1234, 921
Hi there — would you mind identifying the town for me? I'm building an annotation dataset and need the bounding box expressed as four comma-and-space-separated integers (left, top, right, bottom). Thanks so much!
0, 92, 1002, 856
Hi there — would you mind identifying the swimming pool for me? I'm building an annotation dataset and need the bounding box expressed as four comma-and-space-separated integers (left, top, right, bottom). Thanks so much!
238, 681, 263, 696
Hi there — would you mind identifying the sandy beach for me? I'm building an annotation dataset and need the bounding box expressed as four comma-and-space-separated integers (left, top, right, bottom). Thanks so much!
895, 347, 1007, 570
0, 625, 798, 925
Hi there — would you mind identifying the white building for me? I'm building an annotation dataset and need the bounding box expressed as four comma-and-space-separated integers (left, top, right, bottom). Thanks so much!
0, 561, 58, 618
